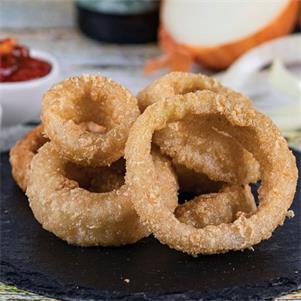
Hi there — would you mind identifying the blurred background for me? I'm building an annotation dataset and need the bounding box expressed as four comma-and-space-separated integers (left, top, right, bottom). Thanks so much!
0, 0, 300, 150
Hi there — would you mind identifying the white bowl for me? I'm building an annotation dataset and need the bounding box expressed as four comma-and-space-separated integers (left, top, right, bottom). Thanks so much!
0, 49, 60, 128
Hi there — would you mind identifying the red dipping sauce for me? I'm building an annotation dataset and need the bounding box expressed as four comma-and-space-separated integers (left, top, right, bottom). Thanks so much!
0, 38, 52, 83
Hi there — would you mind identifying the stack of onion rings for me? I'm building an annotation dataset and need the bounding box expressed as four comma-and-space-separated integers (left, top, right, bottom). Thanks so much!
10, 72, 297, 254
24, 75, 178, 246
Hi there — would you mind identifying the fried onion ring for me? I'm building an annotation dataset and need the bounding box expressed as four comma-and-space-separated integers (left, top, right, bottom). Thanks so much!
138, 72, 260, 184
176, 185, 256, 228
9, 125, 48, 191
26, 143, 178, 246
137, 72, 251, 111
125, 90, 297, 255
41, 75, 140, 167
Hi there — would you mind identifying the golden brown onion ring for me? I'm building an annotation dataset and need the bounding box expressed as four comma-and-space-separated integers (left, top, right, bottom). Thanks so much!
9, 125, 48, 191
41, 75, 140, 167
26, 143, 178, 247
138, 72, 260, 184
125, 90, 297, 255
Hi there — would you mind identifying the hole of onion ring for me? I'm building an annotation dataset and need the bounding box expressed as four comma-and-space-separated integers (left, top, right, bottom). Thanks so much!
176, 112, 262, 206
52, 88, 117, 133
78, 121, 107, 134
174, 162, 224, 204
171, 83, 209, 96
33, 137, 49, 154
180, 86, 204, 95
63, 160, 125, 193
154, 112, 260, 217
71, 91, 123, 132
250, 181, 261, 207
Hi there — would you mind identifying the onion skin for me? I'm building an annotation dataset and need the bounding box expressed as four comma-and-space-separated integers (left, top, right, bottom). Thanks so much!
156, 0, 299, 71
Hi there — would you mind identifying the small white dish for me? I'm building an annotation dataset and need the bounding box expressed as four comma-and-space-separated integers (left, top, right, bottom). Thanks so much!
0, 49, 60, 128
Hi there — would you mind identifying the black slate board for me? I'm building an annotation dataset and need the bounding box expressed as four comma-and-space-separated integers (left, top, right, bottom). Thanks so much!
1, 150, 300, 301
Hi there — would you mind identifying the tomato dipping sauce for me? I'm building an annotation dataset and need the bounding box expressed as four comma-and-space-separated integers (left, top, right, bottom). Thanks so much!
0, 38, 52, 83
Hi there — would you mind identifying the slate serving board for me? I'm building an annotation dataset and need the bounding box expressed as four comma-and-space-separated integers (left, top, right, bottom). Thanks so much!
1, 150, 300, 301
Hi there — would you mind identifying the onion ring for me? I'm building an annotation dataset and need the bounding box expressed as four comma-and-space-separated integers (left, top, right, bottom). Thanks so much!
9, 125, 48, 191
125, 90, 297, 255
137, 72, 252, 111
176, 185, 256, 228
41, 75, 140, 167
138, 72, 260, 184
26, 143, 178, 246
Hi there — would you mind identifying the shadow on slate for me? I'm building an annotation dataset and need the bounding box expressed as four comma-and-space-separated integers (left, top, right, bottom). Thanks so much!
0, 150, 300, 301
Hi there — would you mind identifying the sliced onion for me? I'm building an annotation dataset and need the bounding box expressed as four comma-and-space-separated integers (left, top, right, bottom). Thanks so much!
145, 0, 299, 72
268, 59, 301, 99
218, 35, 301, 132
